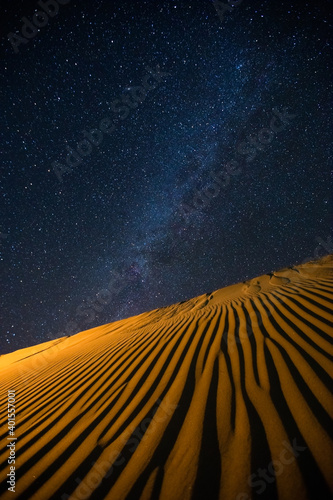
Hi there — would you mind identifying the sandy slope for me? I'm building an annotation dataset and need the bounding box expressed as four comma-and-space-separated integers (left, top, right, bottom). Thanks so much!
0, 255, 332, 500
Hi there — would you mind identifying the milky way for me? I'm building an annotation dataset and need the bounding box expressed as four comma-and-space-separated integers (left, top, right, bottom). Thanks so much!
0, 0, 331, 353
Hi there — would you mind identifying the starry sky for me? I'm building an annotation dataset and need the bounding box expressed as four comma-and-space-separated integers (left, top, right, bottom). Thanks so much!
0, 0, 332, 354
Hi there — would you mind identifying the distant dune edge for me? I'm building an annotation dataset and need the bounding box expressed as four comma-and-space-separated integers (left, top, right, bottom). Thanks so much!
1, 255, 332, 500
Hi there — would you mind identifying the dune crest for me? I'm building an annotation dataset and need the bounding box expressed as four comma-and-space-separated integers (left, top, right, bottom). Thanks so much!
0, 255, 332, 499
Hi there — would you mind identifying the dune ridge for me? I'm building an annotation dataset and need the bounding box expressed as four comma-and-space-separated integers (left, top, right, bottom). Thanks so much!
0, 255, 332, 500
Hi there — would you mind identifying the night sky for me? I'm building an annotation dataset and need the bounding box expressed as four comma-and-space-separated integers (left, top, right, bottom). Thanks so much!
0, 0, 332, 354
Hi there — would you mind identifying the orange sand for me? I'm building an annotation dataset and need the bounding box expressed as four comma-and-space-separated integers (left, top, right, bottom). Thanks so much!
0, 255, 332, 499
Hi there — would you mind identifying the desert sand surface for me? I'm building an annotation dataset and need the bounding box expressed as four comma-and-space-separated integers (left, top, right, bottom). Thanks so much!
0, 255, 332, 500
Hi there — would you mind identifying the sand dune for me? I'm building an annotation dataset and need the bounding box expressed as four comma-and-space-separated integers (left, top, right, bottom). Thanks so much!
0, 255, 332, 500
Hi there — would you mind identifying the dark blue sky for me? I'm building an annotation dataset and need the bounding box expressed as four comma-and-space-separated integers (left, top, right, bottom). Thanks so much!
0, 0, 332, 354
